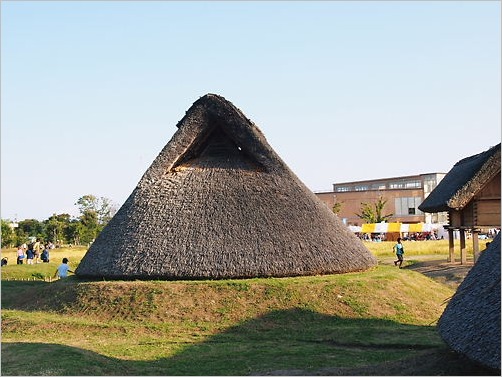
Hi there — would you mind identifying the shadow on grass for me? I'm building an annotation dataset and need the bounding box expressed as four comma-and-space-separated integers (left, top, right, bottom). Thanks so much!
2, 308, 498, 376
1, 279, 79, 311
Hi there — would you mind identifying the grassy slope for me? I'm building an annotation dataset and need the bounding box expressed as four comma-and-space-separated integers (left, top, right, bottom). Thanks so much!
1, 263, 455, 375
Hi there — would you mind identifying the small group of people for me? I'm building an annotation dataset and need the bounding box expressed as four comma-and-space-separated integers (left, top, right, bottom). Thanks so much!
16, 239, 52, 265
2, 251, 74, 279
4, 238, 74, 279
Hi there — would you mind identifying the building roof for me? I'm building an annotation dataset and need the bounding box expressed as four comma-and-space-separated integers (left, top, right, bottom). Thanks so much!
332, 172, 445, 188
437, 233, 501, 370
418, 143, 501, 213
75, 94, 377, 279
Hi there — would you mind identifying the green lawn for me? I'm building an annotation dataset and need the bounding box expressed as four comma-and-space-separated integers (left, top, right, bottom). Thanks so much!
0, 241, 477, 375
0, 246, 86, 280
365, 239, 476, 257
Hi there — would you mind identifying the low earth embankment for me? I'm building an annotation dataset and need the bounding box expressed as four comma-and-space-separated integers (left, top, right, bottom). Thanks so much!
2, 241, 497, 375
2, 265, 491, 376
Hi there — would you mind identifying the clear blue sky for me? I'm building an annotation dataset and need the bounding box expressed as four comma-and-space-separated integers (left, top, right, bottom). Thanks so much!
1, 1, 500, 221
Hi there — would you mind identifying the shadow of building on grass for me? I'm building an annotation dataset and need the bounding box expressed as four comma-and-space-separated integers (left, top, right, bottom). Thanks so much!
2, 308, 498, 376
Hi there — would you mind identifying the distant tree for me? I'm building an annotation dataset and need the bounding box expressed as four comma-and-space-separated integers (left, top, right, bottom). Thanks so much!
332, 201, 343, 215
14, 227, 28, 246
17, 219, 45, 240
76, 194, 98, 214
75, 194, 116, 245
75, 195, 116, 225
79, 210, 100, 245
356, 196, 393, 223
1, 220, 15, 248
44, 213, 72, 244
64, 220, 82, 246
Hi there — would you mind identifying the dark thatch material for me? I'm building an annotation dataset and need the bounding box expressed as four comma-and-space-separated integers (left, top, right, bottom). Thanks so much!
76, 94, 377, 280
437, 233, 501, 370
419, 143, 501, 213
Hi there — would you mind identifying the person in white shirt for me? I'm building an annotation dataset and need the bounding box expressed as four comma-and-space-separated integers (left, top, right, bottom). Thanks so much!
54, 258, 74, 279
17, 245, 25, 264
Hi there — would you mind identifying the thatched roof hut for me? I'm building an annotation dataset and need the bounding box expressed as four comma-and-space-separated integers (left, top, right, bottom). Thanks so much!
76, 94, 377, 279
419, 143, 500, 263
419, 143, 500, 213
437, 233, 501, 370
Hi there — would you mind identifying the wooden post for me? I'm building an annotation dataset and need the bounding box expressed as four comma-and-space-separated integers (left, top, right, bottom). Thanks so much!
472, 229, 480, 263
448, 228, 455, 263
460, 229, 467, 265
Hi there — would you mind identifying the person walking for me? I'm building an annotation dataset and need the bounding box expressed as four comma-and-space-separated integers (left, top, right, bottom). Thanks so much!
393, 237, 405, 268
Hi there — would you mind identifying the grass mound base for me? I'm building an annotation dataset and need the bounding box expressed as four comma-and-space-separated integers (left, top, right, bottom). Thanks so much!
2, 266, 492, 375
3, 266, 450, 325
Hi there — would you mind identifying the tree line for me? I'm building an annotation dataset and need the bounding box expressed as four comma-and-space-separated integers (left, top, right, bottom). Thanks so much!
1, 195, 117, 248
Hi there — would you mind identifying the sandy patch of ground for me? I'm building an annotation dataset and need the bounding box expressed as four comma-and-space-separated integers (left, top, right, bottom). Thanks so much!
405, 259, 473, 289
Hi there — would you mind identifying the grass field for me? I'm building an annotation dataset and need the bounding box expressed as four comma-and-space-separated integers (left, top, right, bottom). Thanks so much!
0, 240, 491, 375
0, 246, 87, 281
366, 238, 476, 258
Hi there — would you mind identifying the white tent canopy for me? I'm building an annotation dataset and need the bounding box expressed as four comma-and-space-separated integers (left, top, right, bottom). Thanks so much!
359, 222, 441, 233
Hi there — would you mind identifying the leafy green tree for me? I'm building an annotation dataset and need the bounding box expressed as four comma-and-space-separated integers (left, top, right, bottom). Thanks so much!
76, 195, 115, 225
1, 220, 16, 248
74, 194, 117, 245
356, 196, 393, 223
79, 210, 100, 245
17, 219, 45, 240
64, 220, 82, 246
14, 227, 28, 246
332, 201, 343, 215
76, 194, 99, 214
44, 213, 71, 244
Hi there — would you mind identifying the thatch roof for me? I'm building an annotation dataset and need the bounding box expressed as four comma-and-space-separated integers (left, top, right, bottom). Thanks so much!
437, 233, 501, 370
76, 94, 377, 279
419, 143, 501, 213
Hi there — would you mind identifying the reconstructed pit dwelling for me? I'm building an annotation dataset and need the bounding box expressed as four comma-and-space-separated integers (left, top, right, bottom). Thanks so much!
76, 94, 377, 279
437, 233, 501, 371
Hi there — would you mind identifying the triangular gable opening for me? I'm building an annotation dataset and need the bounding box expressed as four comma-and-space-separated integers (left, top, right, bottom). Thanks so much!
171, 126, 266, 172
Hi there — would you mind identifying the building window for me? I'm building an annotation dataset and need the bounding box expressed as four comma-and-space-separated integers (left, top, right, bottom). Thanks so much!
371, 183, 386, 190
355, 185, 368, 191
395, 197, 423, 216
389, 182, 404, 189
405, 180, 421, 188
422, 174, 445, 195
336, 186, 350, 192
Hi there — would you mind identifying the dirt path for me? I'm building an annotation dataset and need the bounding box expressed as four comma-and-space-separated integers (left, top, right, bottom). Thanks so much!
379, 254, 474, 289
405, 259, 473, 289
